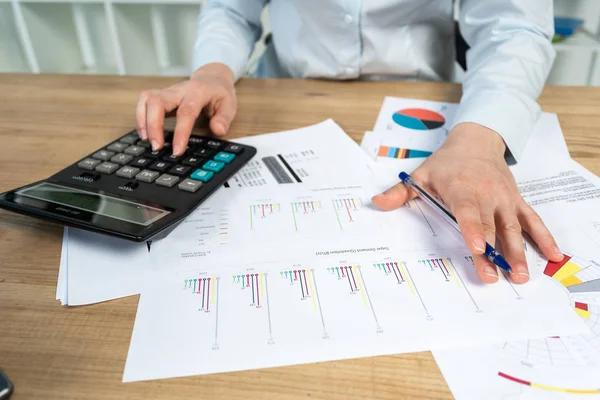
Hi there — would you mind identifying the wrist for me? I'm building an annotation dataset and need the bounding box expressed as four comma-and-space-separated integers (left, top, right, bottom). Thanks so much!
191, 63, 235, 88
445, 122, 506, 158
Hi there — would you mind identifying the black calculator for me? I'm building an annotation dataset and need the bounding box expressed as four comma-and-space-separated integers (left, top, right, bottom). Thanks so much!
0, 130, 256, 242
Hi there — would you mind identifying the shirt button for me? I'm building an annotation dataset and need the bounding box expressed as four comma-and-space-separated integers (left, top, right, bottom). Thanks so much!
344, 14, 353, 23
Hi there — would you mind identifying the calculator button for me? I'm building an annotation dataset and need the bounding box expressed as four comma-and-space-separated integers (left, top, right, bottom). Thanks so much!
135, 170, 160, 183
95, 162, 119, 175
147, 149, 165, 158
182, 156, 203, 166
92, 150, 115, 161
116, 166, 140, 179
203, 160, 225, 173
190, 169, 214, 182
223, 144, 244, 154
205, 140, 222, 149
107, 142, 129, 152
178, 178, 203, 193
111, 153, 134, 165
169, 165, 191, 176
131, 157, 152, 168
124, 145, 146, 157
155, 174, 180, 188
193, 148, 214, 158
163, 154, 184, 163
77, 158, 101, 170
149, 161, 172, 172
78, 172, 101, 182
136, 140, 152, 149
189, 137, 204, 145
120, 133, 139, 145
214, 152, 236, 164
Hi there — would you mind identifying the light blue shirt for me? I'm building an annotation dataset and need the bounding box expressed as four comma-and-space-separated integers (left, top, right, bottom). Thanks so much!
193, 0, 555, 161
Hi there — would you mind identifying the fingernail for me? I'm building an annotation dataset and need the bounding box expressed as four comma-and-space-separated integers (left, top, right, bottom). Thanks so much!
173, 144, 182, 155
484, 265, 498, 279
140, 129, 147, 140
512, 264, 529, 278
553, 247, 563, 257
151, 140, 159, 151
473, 237, 486, 253
214, 122, 225, 134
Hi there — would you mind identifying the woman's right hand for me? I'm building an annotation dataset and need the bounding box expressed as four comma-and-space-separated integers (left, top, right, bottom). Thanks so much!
136, 62, 237, 156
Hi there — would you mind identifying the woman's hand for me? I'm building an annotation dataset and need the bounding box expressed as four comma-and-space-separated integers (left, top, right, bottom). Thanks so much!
136, 63, 237, 156
372, 122, 563, 284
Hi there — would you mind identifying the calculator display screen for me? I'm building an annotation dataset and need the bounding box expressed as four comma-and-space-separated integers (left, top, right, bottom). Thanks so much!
16, 183, 170, 226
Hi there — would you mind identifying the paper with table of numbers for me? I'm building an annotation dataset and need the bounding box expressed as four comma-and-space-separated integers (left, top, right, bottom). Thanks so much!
122, 181, 589, 382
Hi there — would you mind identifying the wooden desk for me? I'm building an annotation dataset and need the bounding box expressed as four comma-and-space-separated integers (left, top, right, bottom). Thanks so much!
1, 75, 599, 400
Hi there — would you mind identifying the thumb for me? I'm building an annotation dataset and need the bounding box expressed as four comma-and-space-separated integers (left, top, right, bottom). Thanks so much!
371, 170, 428, 211
209, 95, 237, 136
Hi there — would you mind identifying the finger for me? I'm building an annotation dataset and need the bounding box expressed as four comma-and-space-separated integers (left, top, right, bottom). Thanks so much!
172, 94, 206, 156
209, 95, 237, 137
496, 208, 529, 284
146, 89, 182, 151
371, 170, 428, 211
471, 207, 499, 283
136, 90, 152, 140
518, 203, 563, 262
449, 195, 487, 256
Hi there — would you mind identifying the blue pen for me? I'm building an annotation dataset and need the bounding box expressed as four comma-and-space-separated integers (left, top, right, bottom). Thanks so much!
399, 171, 512, 273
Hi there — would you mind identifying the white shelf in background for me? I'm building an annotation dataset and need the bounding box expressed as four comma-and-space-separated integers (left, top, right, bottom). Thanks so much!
554, 29, 600, 52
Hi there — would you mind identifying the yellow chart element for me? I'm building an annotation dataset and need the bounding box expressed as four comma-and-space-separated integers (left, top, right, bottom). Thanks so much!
306, 270, 317, 311
398, 262, 416, 297
575, 308, 591, 319
552, 260, 583, 282
353, 265, 368, 306
210, 278, 216, 304
444, 258, 461, 288
260, 273, 265, 298
560, 275, 583, 287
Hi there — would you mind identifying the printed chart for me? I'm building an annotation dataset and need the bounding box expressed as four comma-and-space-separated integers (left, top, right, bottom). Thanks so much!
124, 247, 587, 382
377, 146, 432, 159
433, 226, 600, 400
392, 108, 446, 130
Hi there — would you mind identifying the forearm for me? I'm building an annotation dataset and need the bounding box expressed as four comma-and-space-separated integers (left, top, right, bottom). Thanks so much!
453, 0, 556, 162
192, 0, 266, 81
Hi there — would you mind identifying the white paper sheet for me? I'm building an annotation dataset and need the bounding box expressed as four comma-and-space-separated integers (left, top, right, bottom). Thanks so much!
57, 119, 377, 306
56, 227, 68, 305
433, 221, 600, 400
122, 182, 589, 382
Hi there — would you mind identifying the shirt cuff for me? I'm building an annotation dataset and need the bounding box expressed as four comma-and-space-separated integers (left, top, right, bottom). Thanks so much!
192, 41, 248, 82
451, 89, 542, 164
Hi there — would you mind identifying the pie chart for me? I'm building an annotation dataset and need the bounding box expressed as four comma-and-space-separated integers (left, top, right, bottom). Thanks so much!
392, 108, 445, 130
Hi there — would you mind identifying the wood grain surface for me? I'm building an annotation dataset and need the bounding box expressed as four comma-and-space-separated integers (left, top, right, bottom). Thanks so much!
0, 74, 599, 400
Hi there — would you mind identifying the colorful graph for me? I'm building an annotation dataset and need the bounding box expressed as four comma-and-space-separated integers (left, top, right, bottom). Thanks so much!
332, 198, 362, 226
544, 253, 600, 294
392, 108, 445, 130
249, 203, 280, 229
183, 276, 218, 312
327, 265, 382, 332
290, 201, 322, 232
280, 268, 328, 338
233, 272, 267, 308
374, 261, 433, 320
497, 371, 600, 395
377, 146, 432, 159
233, 271, 274, 344
420, 257, 481, 312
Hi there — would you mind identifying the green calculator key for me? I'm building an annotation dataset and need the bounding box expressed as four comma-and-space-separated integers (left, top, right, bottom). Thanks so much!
203, 160, 225, 173
190, 169, 214, 182
214, 151, 236, 164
